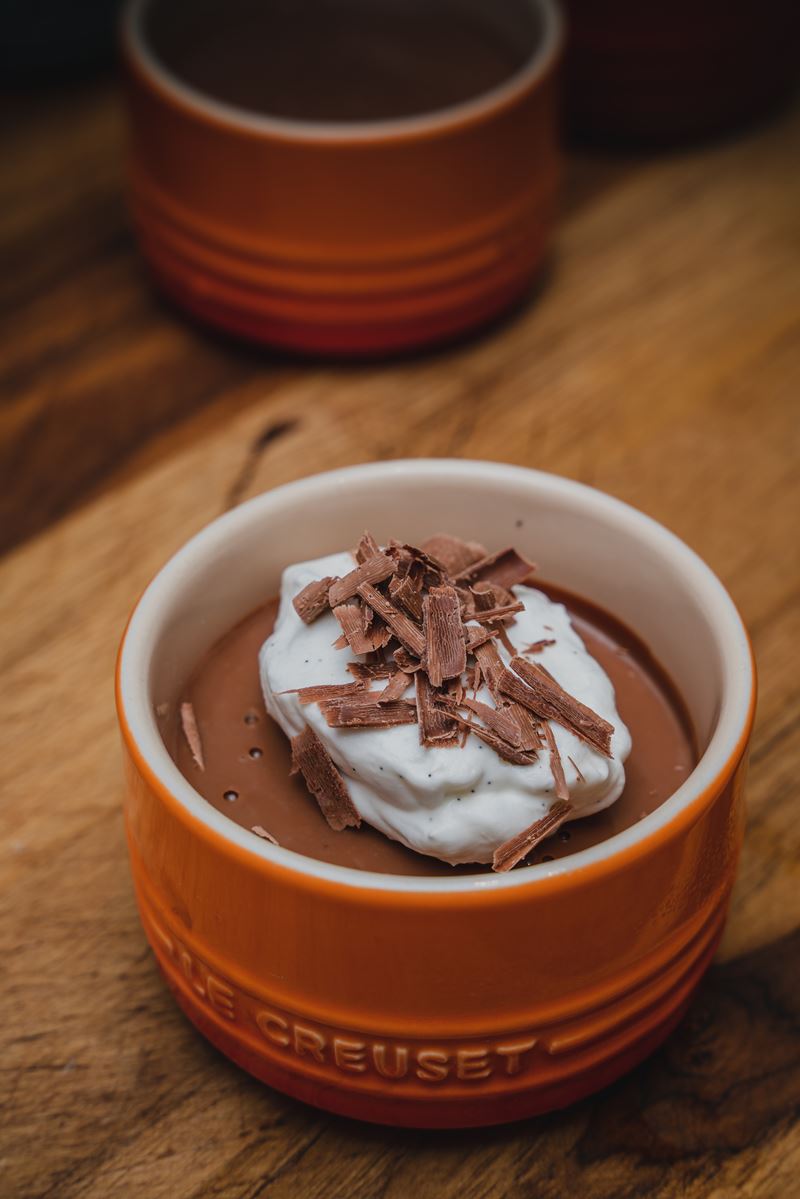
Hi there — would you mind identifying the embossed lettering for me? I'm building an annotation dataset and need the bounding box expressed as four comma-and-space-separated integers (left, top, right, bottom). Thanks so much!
415, 1050, 449, 1082
256, 1010, 290, 1047
206, 974, 236, 1020
294, 1024, 326, 1062
178, 948, 205, 997
372, 1044, 409, 1079
333, 1038, 367, 1073
456, 1049, 491, 1080
495, 1038, 537, 1074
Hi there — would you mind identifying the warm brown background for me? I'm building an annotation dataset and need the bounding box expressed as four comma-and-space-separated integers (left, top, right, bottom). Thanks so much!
2, 76, 799, 1199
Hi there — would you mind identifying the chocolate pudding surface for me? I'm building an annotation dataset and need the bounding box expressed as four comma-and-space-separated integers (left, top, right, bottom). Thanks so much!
165, 586, 696, 876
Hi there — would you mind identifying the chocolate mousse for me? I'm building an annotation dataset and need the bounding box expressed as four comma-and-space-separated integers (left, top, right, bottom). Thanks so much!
165, 534, 695, 874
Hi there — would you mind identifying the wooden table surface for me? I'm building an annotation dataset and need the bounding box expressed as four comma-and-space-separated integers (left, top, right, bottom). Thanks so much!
2, 76, 799, 1199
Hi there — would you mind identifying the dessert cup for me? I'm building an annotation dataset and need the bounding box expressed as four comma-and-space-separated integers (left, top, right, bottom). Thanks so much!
116, 460, 755, 1127
121, 0, 563, 356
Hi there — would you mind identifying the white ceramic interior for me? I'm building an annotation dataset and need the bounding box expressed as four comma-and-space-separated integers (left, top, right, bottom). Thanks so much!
118, 460, 754, 891
124, 0, 563, 141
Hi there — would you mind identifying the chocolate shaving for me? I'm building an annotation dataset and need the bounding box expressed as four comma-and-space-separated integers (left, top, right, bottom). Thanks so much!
457, 697, 524, 748
496, 626, 518, 656
321, 696, 418, 728
291, 681, 366, 705
420, 534, 488, 576
328, 553, 396, 607
525, 639, 557, 654
290, 725, 361, 831
346, 661, 396, 681
454, 547, 536, 591
386, 542, 449, 586
446, 712, 538, 765
332, 633, 348, 650
470, 601, 525, 624
393, 646, 423, 673
567, 755, 585, 783
251, 825, 278, 845
293, 576, 336, 624
470, 581, 498, 611
379, 670, 413, 703
473, 639, 505, 694
505, 703, 543, 752
415, 671, 459, 746
492, 800, 573, 872
423, 584, 466, 687
355, 530, 381, 563
333, 603, 391, 655
464, 625, 501, 653
357, 582, 426, 658
388, 574, 424, 622
542, 722, 569, 801
498, 657, 614, 757
455, 585, 476, 620
180, 702, 205, 771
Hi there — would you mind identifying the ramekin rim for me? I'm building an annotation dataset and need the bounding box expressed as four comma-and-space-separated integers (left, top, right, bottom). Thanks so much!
121, 0, 564, 144
116, 459, 756, 897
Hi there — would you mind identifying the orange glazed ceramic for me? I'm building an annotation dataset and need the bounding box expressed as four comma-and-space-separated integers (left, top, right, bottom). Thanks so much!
116, 461, 756, 1127
121, 0, 563, 356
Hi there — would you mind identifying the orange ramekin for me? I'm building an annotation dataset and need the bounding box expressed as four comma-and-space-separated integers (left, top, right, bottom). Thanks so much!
120, 0, 563, 356
116, 461, 756, 1127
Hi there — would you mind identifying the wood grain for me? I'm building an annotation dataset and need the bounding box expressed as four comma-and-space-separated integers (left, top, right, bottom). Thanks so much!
1, 75, 799, 1199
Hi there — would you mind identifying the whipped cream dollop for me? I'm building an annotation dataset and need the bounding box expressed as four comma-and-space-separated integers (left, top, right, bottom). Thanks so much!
260, 551, 631, 866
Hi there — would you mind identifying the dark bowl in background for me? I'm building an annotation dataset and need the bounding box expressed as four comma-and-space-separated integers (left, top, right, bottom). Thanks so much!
563, 0, 800, 146
1, 0, 125, 83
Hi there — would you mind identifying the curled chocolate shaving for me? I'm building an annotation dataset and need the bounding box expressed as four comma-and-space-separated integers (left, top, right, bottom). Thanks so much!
445, 711, 538, 765
454, 547, 535, 591
346, 661, 396, 681
505, 703, 543, 752
333, 603, 391, 655
180, 701, 205, 771
386, 542, 450, 587
542, 722, 569, 801
328, 553, 396, 607
291, 681, 367, 705
420, 534, 488, 576
524, 639, 557, 654
355, 530, 381, 563
496, 626, 518, 656
423, 584, 467, 688
415, 671, 459, 747
473, 639, 505, 694
457, 696, 524, 748
492, 800, 573, 872
389, 574, 424, 622
470, 601, 525, 624
393, 646, 423, 673
498, 657, 613, 757
357, 582, 425, 658
464, 625, 501, 653
567, 755, 585, 783
379, 670, 413, 703
321, 696, 418, 728
290, 725, 361, 831
293, 576, 337, 624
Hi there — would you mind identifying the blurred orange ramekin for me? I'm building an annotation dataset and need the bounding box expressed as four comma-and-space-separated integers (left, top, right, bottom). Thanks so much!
116, 461, 755, 1127
121, 0, 563, 355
